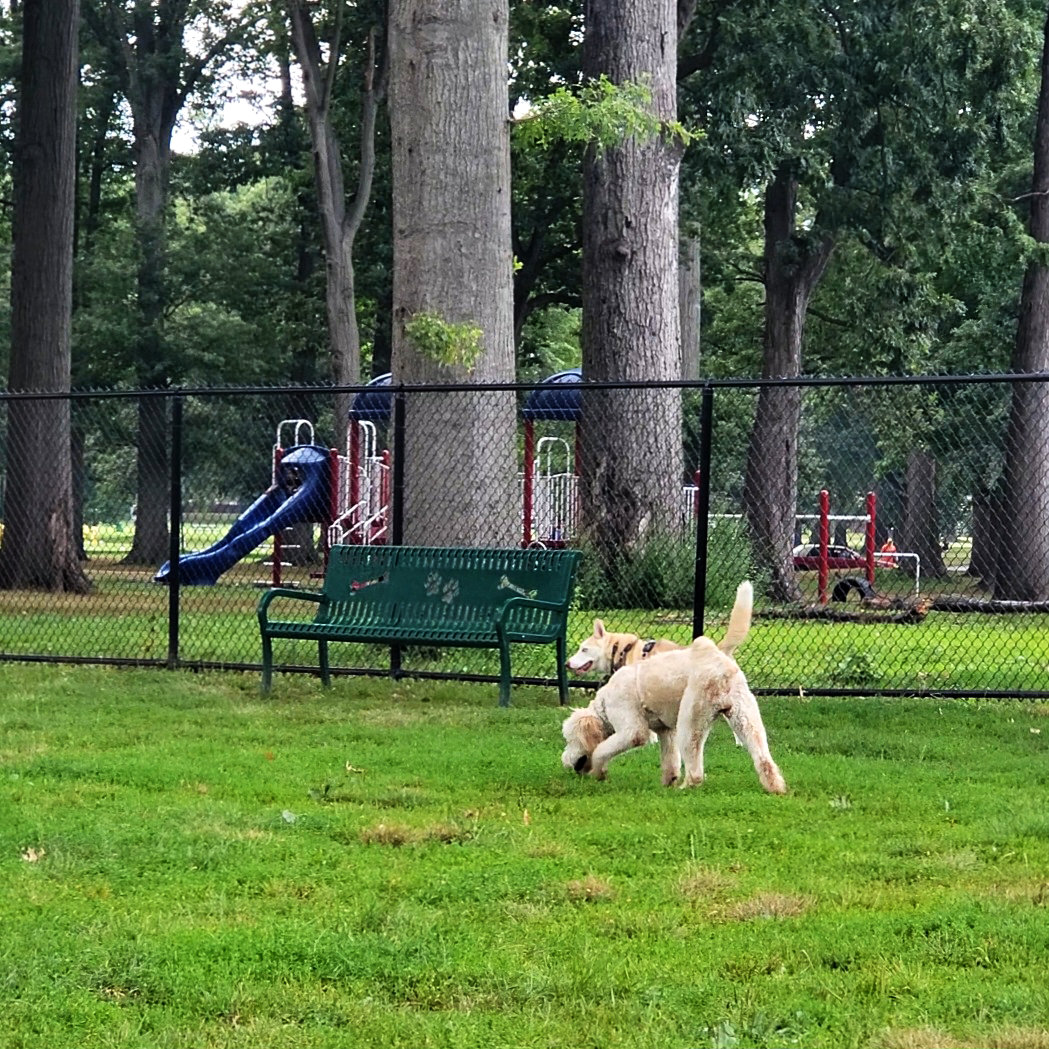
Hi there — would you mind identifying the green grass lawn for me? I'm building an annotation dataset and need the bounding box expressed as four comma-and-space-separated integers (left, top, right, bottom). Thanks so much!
2, 664, 1048, 1048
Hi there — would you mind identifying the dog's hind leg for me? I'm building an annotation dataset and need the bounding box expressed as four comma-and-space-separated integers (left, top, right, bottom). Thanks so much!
724, 687, 788, 795
675, 679, 722, 788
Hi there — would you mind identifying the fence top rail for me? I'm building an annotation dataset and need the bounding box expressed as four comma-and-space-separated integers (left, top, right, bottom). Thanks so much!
2, 371, 1049, 402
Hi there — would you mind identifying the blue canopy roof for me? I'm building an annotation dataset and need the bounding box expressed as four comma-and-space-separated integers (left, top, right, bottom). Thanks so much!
522, 368, 582, 421
349, 373, 391, 421
350, 368, 585, 423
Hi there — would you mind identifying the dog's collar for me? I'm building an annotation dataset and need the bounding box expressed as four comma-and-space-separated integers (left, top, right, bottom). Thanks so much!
611, 640, 636, 672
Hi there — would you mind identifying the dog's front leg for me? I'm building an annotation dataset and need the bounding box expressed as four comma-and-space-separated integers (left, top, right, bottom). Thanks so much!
589, 726, 650, 780
657, 729, 680, 786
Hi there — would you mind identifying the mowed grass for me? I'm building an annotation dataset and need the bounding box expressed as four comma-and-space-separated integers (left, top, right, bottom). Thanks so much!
2, 666, 1049, 1048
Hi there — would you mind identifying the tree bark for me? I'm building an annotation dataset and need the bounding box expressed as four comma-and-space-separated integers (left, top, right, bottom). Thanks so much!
389, 0, 518, 546
742, 163, 833, 603
0, 0, 90, 593
581, 0, 684, 566
679, 235, 701, 381
898, 449, 947, 581
997, 10, 1049, 600
968, 487, 1001, 585
126, 100, 174, 565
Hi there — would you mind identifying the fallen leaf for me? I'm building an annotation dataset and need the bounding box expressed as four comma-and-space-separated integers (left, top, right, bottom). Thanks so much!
345, 763, 365, 774
523, 809, 531, 826
20, 846, 45, 862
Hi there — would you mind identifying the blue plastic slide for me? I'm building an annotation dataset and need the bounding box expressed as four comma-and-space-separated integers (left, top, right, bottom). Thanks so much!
155, 445, 332, 586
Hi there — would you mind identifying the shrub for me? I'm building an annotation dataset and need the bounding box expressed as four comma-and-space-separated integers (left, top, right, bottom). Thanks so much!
573, 517, 759, 612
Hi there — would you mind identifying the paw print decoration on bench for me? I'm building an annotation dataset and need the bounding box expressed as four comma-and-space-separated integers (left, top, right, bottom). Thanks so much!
424, 571, 460, 604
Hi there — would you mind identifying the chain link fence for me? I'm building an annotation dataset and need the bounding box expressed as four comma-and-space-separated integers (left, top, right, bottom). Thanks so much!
0, 374, 1047, 698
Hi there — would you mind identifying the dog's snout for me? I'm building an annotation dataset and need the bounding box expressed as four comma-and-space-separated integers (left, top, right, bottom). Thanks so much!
573, 754, 590, 774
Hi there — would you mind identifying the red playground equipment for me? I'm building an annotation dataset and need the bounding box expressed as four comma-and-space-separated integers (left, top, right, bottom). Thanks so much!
796, 489, 878, 605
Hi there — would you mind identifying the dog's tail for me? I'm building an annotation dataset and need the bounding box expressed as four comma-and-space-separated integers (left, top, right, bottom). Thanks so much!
718, 580, 753, 656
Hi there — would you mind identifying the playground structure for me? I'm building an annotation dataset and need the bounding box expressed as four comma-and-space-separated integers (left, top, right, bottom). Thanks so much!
155, 419, 337, 586
520, 369, 700, 546
800, 490, 876, 605
158, 370, 913, 592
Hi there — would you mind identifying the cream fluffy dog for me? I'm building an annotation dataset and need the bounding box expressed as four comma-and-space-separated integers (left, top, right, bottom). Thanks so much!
560, 581, 787, 794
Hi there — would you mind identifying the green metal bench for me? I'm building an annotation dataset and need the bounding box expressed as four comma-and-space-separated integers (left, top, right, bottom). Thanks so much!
257, 544, 582, 705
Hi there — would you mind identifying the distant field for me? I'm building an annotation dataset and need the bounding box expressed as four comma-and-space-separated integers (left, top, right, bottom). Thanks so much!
0, 524, 1045, 696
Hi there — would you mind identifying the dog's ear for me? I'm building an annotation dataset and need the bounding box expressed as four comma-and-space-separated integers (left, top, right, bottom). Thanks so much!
593, 618, 606, 638
576, 711, 608, 755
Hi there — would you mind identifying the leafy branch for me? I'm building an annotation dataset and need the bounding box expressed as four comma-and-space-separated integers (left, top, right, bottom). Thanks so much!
404, 312, 484, 371
514, 74, 698, 151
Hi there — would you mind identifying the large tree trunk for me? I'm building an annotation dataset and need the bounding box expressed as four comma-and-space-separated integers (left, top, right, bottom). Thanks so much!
388, 0, 517, 547
743, 164, 833, 603
997, 11, 1049, 600
0, 0, 90, 593
581, 0, 683, 565
288, 3, 386, 451
898, 449, 947, 582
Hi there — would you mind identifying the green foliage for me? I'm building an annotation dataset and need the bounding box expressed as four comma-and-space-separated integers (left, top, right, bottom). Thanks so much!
515, 74, 695, 151
829, 649, 881, 689
574, 520, 755, 613
517, 305, 581, 380
403, 311, 484, 372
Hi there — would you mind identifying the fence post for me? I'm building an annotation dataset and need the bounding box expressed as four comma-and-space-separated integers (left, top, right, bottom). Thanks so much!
691, 383, 714, 640
167, 392, 183, 669
390, 387, 406, 679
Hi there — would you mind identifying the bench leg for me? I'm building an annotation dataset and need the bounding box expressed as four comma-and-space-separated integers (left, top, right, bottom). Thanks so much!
261, 634, 274, 694
498, 641, 512, 707
556, 633, 569, 705
318, 639, 331, 687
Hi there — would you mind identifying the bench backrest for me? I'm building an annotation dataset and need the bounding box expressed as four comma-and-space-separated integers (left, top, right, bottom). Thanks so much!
320, 545, 581, 630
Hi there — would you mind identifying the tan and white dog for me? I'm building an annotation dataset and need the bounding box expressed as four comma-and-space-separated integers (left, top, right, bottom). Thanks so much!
560, 581, 787, 794
565, 620, 681, 677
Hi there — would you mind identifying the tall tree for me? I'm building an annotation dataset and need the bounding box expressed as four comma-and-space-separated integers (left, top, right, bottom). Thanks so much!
580, 0, 684, 565
287, 0, 387, 440
0, 0, 90, 592
388, 0, 517, 546
680, 0, 1025, 601
83, 0, 254, 565
997, 7, 1049, 601
742, 163, 833, 602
